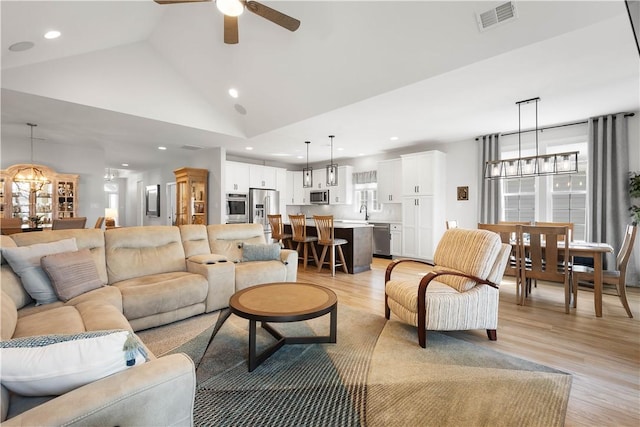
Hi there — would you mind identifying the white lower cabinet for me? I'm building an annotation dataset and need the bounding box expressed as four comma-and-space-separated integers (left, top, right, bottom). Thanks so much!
390, 224, 402, 256
402, 196, 438, 260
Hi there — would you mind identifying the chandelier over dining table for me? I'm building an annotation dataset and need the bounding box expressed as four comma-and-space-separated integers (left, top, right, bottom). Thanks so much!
484, 97, 579, 179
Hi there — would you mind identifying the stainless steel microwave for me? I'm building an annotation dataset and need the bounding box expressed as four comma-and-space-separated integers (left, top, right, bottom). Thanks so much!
309, 190, 329, 204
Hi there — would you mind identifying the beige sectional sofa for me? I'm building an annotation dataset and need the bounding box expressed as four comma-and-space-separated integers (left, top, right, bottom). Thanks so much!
0, 223, 298, 426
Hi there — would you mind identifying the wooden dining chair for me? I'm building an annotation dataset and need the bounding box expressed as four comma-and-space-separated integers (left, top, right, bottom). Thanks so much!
314, 215, 348, 276
477, 223, 519, 283
52, 217, 87, 230
517, 225, 571, 312
571, 224, 636, 318
534, 222, 574, 242
0, 218, 23, 235
94, 216, 105, 229
267, 214, 292, 248
288, 214, 319, 270
499, 221, 531, 225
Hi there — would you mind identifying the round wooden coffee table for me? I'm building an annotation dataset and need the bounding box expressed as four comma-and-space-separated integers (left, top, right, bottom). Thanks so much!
229, 282, 337, 372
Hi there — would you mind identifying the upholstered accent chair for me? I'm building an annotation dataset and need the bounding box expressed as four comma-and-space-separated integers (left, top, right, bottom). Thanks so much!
385, 228, 511, 347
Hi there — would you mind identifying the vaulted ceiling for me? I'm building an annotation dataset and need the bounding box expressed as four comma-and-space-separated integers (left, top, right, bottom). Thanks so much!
2, 1, 638, 171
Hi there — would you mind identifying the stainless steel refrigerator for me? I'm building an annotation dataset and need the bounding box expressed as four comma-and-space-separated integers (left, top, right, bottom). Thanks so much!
248, 188, 280, 242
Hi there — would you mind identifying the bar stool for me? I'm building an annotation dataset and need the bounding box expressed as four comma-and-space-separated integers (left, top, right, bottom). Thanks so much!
267, 214, 292, 248
289, 214, 319, 270
314, 215, 348, 276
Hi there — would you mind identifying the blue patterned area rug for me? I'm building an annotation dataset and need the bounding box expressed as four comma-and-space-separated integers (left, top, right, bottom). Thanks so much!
172, 305, 571, 427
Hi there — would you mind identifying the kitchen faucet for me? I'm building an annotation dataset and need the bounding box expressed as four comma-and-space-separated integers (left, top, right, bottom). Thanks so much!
359, 203, 369, 221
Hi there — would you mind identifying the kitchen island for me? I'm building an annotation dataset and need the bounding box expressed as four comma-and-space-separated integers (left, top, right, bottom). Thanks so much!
283, 220, 373, 274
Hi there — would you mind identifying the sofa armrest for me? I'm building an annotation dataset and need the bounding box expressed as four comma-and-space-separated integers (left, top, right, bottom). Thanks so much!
280, 249, 298, 282
187, 258, 235, 312
2, 353, 195, 427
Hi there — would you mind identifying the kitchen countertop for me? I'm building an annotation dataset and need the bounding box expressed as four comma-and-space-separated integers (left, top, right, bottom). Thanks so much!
284, 219, 374, 228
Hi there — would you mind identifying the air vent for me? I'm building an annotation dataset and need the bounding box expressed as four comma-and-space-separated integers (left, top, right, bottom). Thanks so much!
477, 2, 518, 32
181, 144, 203, 151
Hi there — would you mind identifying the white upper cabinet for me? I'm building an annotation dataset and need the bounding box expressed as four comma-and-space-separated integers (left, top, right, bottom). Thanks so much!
311, 168, 326, 190
286, 170, 307, 205
249, 164, 277, 189
225, 161, 250, 193
329, 165, 353, 204
377, 158, 402, 203
401, 151, 445, 196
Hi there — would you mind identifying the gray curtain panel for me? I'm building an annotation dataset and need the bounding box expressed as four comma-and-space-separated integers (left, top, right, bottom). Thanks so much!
479, 133, 501, 223
587, 113, 631, 270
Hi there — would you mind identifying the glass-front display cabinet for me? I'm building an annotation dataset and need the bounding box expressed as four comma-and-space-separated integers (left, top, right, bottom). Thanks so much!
1, 164, 79, 228
174, 167, 208, 226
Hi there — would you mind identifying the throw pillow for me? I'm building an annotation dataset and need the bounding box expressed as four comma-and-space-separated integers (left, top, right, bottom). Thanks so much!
41, 248, 104, 302
0, 330, 148, 396
241, 243, 281, 262
1, 238, 78, 305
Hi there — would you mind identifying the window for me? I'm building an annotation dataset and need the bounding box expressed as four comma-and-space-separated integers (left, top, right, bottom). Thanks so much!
354, 183, 380, 213
498, 123, 588, 240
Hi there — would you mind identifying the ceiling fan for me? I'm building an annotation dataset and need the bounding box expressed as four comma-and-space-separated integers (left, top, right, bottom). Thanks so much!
154, 0, 301, 44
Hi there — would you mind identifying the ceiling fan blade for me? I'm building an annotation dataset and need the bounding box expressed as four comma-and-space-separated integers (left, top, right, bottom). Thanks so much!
154, 0, 211, 4
246, 1, 301, 32
224, 15, 239, 44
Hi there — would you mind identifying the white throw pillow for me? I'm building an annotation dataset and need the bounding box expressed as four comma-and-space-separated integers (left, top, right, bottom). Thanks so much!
1, 238, 78, 305
0, 330, 148, 396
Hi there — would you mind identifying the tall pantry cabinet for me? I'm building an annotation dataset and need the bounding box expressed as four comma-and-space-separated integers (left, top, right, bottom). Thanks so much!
401, 151, 446, 260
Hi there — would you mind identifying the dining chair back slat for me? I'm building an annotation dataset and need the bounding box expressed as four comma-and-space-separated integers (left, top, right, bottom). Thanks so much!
288, 214, 318, 270
517, 224, 571, 312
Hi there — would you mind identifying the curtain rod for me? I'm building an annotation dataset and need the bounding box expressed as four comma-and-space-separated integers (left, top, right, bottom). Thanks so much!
475, 112, 635, 141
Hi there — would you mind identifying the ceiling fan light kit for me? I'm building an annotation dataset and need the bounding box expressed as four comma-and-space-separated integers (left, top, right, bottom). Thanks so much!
155, 0, 300, 45
217, 0, 244, 16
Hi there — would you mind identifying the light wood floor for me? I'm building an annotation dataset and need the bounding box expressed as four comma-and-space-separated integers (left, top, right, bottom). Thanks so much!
296, 258, 640, 427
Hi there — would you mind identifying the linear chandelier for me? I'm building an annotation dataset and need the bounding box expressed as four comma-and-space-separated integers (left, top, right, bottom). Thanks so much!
13, 123, 51, 192
302, 141, 313, 188
484, 97, 579, 179
326, 135, 338, 186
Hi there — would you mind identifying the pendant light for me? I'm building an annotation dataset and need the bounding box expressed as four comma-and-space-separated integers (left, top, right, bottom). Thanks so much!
484, 97, 578, 179
13, 123, 50, 192
326, 135, 338, 186
302, 141, 313, 188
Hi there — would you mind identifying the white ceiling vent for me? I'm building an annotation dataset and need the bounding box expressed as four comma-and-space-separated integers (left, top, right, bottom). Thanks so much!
180, 144, 203, 151
477, 2, 518, 32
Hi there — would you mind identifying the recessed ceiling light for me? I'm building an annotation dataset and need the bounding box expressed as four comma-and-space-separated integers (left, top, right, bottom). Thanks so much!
337, 147, 344, 151
121, 163, 129, 167
8, 41, 34, 52
358, 153, 365, 156
245, 146, 253, 150
390, 136, 399, 141
296, 155, 304, 159
44, 30, 61, 40
158, 146, 167, 150
228, 88, 239, 98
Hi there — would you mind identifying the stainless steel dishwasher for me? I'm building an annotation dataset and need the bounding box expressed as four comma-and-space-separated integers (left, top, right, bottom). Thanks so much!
371, 222, 391, 258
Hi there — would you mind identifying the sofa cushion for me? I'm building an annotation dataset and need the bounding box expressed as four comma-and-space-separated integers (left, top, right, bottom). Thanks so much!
105, 226, 187, 284
41, 249, 104, 302
1, 238, 78, 305
242, 243, 281, 262
0, 330, 147, 396
235, 261, 288, 291
207, 223, 266, 262
114, 272, 208, 320
10, 229, 108, 285
12, 306, 87, 338
1, 291, 17, 340
1, 264, 33, 309
178, 224, 211, 258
